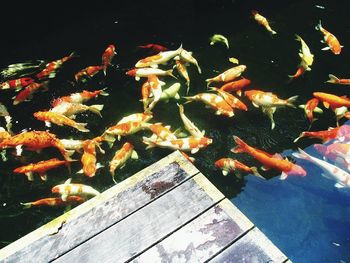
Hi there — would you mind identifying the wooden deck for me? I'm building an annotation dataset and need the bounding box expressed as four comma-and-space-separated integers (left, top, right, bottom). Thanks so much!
0, 151, 289, 263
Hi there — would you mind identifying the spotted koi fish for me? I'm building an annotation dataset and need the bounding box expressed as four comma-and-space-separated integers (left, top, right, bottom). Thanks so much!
174, 57, 190, 92
179, 49, 201, 74
315, 20, 342, 55
79, 137, 104, 177
0, 77, 34, 90
13, 81, 48, 105
103, 120, 149, 142
135, 44, 182, 68
142, 122, 177, 141
52, 178, 100, 201
210, 87, 248, 111
206, 65, 246, 87
251, 10, 277, 35
214, 158, 264, 179
36, 52, 75, 80
74, 65, 104, 82
51, 88, 109, 107
126, 68, 175, 81
50, 102, 104, 118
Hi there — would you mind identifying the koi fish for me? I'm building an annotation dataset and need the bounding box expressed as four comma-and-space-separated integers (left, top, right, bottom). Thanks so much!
334, 106, 350, 126
21, 196, 84, 209
214, 158, 264, 179
34, 111, 89, 132
52, 178, 100, 201
74, 65, 104, 82
315, 20, 343, 55
228, 57, 239, 65
231, 136, 306, 179
295, 34, 314, 70
293, 148, 350, 188
219, 78, 251, 96
13, 81, 48, 105
117, 112, 153, 125
179, 49, 201, 74
126, 68, 175, 81
0, 127, 11, 143
0, 77, 34, 90
209, 34, 229, 49
298, 98, 323, 123
145, 75, 165, 112
138, 44, 168, 53
13, 158, 74, 181
0, 103, 12, 132
288, 66, 306, 80
51, 88, 109, 107
313, 92, 350, 109
245, 90, 298, 108
102, 121, 149, 142
293, 126, 342, 143
206, 65, 247, 87
251, 10, 277, 35
101, 44, 116, 75
0, 130, 72, 160
50, 102, 104, 118
314, 142, 350, 171
184, 93, 235, 117
142, 122, 177, 141
109, 142, 138, 183
326, 74, 350, 85
177, 104, 204, 138
143, 83, 181, 111
0, 60, 45, 79
143, 136, 213, 154
36, 52, 75, 80
209, 87, 248, 111
174, 57, 190, 93
78, 138, 104, 177
135, 44, 182, 68
141, 80, 151, 111
60, 138, 84, 152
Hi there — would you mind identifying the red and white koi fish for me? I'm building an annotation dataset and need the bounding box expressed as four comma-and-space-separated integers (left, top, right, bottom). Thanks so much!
79, 137, 104, 177
13, 81, 48, 105
219, 78, 251, 96
21, 196, 84, 209
293, 148, 350, 188
103, 121, 149, 142
142, 122, 177, 141
146, 75, 165, 111
13, 158, 74, 181
51, 89, 109, 107
138, 44, 168, 53
179, 49, 201, 74
101, 44, 116, 75
214, 158, 264, 179
143, 136, 213, 154
117, 112, 153, 125
52, 178, 100, 201
293, 126, 343, 143
0, 77, 34, 90
326, 74, 350, 85
0, 103, 12, 132
109, 142, 138, 183
314, 143, 350, 171
313, 92, 350, 109
206, 65, 247, 87
174, 57, 190, 93
141, 80, 152, 110
0, 130, 72, 160
315, 20, 343, 55
126, 68, 175, 81
74, 65, 104, 82
251, 10, 277, 35
50, 102, 104, 118
210, 87, 248, 111
232, 136, 306, 180
298, 98, 323, 123
36, 52, 75, 80
245, 90, 298, 108
135, 44, 182, 68
184, 93, 235, 117
34, 111, 89, 132
178, 104, 204, 138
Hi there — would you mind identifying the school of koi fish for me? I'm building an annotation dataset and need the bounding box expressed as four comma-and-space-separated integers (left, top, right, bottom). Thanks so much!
0, 8, 349, 215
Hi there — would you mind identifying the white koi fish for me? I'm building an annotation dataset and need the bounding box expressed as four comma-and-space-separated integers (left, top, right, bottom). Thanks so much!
126, 68, 176, 81
52, 178, 100, 201
209, 34, 229, 49
179, 49, 201, 74
295, 34, 314, 70
177, 104, 204, 138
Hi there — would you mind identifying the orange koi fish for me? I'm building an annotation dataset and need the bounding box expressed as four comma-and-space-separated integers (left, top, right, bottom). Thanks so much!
313, 92, 350, 109
231, 136, 306, 179
293, 126, 343, 143
13, 81, 48, 105
79, 137, 104, 177
21, 196, 84, 209
315, 20, 342, 55
13, 158, 74, 181
50, 102, 104, 118
126, 68, 175, 81
74, 65, 104, 82
143, 136, 213, 154
135, 44, 182, 68
206, 65, 247, 87
288, 66, 306, 80
51, 88, 109, 107
326, 74, 350, 85
214, 158, 263, 179
34, 111, 89, 132
219, 78, 251, 96
210, 87, 248, 111
184, 93, 235, 117
138, 44, 168, 53
52, 178, 100, 201
298, 98, 323, 123
101, 44, 116, 75
0, 130, 72, 160
0, 77, 34, 90
35, 52, 75, 80
179, 49, 201, 74
109, 142, 138, 183
251, 10, 277, 35
142, 122, 177, 141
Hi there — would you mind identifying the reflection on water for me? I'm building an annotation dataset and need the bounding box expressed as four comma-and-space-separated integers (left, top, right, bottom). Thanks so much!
0, 1, 349, 261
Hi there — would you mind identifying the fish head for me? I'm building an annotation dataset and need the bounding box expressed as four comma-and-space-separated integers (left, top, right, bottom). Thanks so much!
126, 69, 137, 76
51, 185, 60, 193
251, 10, 258, 16
214, 158, 225, 168
290, 164, 307, 177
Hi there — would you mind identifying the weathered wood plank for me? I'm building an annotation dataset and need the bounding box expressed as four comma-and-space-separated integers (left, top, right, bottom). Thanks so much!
0, 151, 199, 263
132, 199, 253, 263
209, 227, 288, 263
53, 173, 225, 263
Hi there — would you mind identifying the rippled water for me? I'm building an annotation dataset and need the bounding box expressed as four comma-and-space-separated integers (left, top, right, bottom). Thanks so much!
0, 0, 349, 260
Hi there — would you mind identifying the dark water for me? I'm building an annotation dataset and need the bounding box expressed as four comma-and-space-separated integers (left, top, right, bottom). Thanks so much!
0, 0, 349, 261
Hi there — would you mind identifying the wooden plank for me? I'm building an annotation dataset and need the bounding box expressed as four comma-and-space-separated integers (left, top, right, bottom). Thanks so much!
209, 227, 288, 263
0, 151, 199, 263
53, 173, 225, 263
132, 199, 254, 262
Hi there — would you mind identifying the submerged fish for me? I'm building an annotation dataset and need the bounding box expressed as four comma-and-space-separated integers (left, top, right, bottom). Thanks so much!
209, 34, 229, 49
52, 178, 100, 201
315, 20, 342, 55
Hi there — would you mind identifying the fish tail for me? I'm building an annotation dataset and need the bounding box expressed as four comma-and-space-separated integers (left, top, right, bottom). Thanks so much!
75, 122, 90, 133
270, 30, 277, 35
142, 136, 157, 149
326, 74, 339, 84
183, 96, 195, 104
205, 78, 214, 87
315, 20, 322, 31
292, 147, 312, 161
231, 135, 248, 153
166, 69, 177, 79
293, 132, 305, 143
286, 95, 298, 108
20, 202, 32, 209
88, 104, 104, 117
250, 167, 265, 180
294, 34, 301, 41
100, 88, 109, 96
177, 103, 184, 114
101, 133, 116, 148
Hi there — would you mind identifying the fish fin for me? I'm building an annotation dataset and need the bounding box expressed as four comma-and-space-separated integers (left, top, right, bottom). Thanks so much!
96, 163, 104, 170
280, 172, 288, 180
286, 95, 298, 108
131, 150, 138, 159
20, 202, 32, 209
39, 173, 47, 181
61, 194, 68, 202
102, 134, 116, 148
222, 170, 229, 176
231, 136, 247, 153
45, 121, 51, 127
135, 76, 140, 81
191, 148, 199, 154
76, 169, 84, 174
76, 122, 89, 133
252, 102, 260, 108
250, 167, 265, 179
293, 132, 305, 143
174, 93, 180, 100
100, 88, 109, 96
314, 107, 323, 113
261, 166, 270, 171
142, 136, 156, 149
236, 90, 242, 96
88, 104, 104, 117
326, 74, 339, 84
298, 104, 305, 109
25, 172, 34, 181
315, 20, 322, 31
15, 145, 23, 156
323, 101, 330, 109
64, 178, 72, 184
335, 182, 345, 188
272, 153, 283, 160
321, 46, 331, 51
